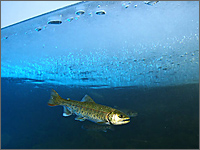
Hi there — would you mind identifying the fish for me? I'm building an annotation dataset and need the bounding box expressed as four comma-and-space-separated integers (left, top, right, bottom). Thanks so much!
81, 123, 114, 132
48, 89, 130, 125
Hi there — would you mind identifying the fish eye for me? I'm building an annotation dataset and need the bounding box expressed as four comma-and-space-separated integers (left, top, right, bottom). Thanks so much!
118, 114, 123, 118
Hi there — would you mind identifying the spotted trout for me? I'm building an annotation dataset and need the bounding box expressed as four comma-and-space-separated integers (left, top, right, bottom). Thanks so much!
48, 89, 130, 125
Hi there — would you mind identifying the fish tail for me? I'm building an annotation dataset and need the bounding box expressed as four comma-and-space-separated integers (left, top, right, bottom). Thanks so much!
48, 89, 62, 106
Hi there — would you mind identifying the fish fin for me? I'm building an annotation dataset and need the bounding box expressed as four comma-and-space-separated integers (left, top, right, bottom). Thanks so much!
81, 95, 95, 103
97, 121, 107, 124
48, 89, 62, 106
75, 116, 86, 121
63, 106, 72, 117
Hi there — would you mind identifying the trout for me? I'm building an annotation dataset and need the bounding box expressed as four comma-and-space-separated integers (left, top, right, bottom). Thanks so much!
48, 89, 130, 125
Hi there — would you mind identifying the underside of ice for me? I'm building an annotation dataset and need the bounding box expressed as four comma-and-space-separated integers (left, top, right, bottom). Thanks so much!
1, 1, 199, 88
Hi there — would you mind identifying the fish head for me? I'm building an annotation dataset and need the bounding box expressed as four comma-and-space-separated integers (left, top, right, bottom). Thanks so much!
108, 110, 130, 125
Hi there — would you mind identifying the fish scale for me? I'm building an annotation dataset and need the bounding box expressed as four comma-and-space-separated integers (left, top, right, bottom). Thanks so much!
65, 100, 113, 122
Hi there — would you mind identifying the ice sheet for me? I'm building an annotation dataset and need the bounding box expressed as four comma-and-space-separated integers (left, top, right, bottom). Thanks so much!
1, 1, 199, 88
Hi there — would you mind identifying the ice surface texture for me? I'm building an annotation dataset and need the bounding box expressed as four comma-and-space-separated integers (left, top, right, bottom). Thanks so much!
1, 1, 199, 88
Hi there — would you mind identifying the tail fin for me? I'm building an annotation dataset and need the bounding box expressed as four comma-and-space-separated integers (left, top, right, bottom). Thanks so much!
48, 89, 62, 106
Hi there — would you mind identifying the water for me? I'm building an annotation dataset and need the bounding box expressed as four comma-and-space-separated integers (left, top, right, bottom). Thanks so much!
1, 78, 199, 149
1, 1, 199, 149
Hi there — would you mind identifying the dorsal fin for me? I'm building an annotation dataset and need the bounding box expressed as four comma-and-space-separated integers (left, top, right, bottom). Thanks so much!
81, 95, 95, 103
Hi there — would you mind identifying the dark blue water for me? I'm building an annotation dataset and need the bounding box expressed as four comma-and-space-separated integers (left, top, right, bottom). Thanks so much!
1, 77, 199, 149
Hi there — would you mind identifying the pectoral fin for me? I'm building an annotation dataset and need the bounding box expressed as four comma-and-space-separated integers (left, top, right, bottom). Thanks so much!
63, 106, 72, 117
97, 121, 107, 124
75, 116, 86, 121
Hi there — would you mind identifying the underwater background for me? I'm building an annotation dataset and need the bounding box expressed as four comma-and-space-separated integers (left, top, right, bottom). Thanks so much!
1, 78, 199, 149
1, 1, 199, 149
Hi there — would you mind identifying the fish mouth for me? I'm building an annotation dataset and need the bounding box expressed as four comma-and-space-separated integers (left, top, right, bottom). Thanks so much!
117, 117, 130, 125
